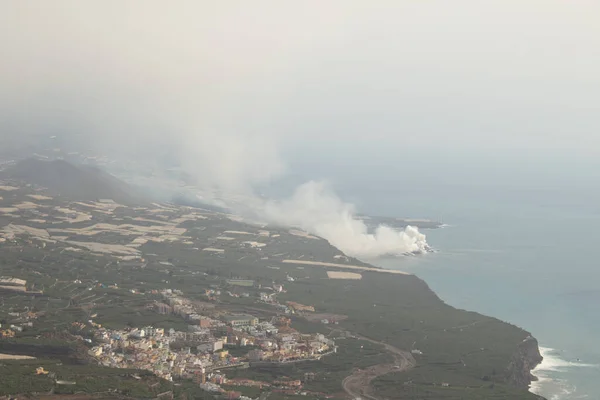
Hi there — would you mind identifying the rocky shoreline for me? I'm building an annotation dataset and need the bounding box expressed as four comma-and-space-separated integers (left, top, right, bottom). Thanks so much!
506, 335, 546, 397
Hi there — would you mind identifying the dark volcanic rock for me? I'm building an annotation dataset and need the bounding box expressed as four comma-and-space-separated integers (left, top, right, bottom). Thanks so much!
506, 335, 544, 390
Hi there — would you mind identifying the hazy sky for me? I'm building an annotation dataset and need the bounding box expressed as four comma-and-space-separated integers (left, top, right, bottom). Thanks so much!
2, 1, 600, 189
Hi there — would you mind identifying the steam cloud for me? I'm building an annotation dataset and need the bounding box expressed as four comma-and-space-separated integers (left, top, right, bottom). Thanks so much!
0, 2, 431, 260
262, 181, 430, 258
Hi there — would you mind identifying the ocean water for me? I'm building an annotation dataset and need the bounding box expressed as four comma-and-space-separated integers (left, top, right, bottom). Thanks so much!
340, 182, 600, 400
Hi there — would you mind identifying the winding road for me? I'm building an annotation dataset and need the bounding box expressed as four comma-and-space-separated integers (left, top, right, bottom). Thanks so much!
341, 332, 416, 400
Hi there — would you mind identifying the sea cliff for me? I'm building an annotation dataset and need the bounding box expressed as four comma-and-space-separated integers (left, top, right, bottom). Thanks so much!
506, 335, 544, 390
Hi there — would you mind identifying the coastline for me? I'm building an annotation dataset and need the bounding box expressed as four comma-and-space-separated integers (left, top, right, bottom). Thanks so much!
529, 348, 553, 397
280, 231, 546, 398
367, 254, 545, 397
0, 172, 547, 397
529, 346, 600, 399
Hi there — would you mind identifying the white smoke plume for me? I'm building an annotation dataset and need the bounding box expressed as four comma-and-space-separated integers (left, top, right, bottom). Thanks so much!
0, 2, 432, 260
262, 181, 430, 259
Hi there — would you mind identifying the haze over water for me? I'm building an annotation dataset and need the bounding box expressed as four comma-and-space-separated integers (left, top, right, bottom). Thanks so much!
253, 150, 599, 400
333, 170, 600, 400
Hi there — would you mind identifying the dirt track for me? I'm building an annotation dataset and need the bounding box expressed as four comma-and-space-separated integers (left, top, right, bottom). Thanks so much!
341, 333, 416, 400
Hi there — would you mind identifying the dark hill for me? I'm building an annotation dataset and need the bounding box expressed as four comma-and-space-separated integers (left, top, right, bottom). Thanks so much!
1, 159, 141, 204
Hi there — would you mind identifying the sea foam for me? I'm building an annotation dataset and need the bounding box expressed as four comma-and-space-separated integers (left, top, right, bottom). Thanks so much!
530, 347, 598, 400
535, 347, 599, 372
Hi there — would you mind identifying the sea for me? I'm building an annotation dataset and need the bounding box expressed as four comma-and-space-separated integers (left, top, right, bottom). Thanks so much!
122, 150, 599, 399
336, 179, 600, 400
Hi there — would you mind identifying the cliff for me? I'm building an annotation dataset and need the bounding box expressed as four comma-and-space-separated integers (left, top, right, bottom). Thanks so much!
506, 335, 544, 390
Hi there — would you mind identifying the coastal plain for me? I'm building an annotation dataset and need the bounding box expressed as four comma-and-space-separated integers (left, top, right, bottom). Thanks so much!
0, 161, 543, 399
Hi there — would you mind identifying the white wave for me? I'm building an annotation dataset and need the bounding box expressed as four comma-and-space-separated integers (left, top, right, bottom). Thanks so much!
550, 387, 576, 400
535, 347, 599, 372
529, 374, 550, 393
530, 375, 577, 400
530, 347, 597, 400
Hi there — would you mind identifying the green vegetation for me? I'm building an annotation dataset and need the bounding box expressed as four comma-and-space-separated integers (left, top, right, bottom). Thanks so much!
0, 358, 171, 397
374, 367, 538, 399
277, 269, 538, 397
221, 384, 263, 397
0, 185, 541, 399
224, 344, 259, 357
94, 303, 189, 331
226, 337, 391, 394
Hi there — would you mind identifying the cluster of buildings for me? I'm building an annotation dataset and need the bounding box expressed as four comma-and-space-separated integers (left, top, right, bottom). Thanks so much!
156, 289, 334, 362
88, 324, 243, 382
0, 308, 38, 337
0, 327, 16, 338
246, 331, 335, 363
156, 289, 217, 324
85, 290, 335, 391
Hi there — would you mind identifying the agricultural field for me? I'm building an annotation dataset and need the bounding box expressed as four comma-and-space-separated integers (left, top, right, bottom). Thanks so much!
0, 179, 540, 399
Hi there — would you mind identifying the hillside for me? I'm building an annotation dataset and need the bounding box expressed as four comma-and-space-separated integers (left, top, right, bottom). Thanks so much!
0, 159, 140, 204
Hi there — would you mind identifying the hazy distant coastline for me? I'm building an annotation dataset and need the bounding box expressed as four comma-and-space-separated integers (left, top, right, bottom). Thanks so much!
357, 214, 443, 230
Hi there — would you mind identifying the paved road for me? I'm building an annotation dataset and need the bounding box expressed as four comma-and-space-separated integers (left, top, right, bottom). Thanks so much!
341, 333, 416, 400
